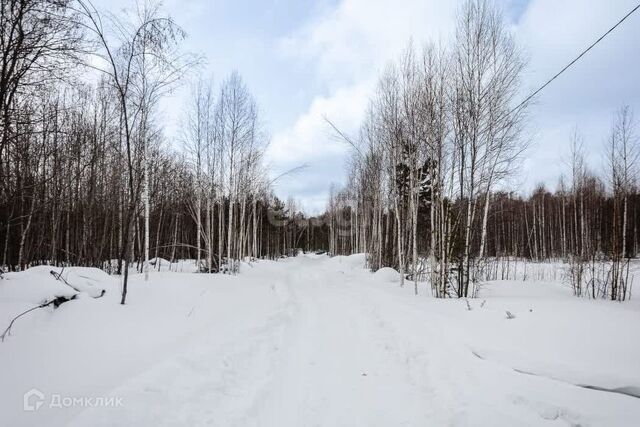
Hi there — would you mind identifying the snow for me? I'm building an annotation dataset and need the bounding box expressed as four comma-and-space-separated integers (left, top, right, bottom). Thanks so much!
1, 255, 639, 426
476, 279, 573, 298
0, 266, 111, 305
372, 266, 401, 283
146, 258, 200, 273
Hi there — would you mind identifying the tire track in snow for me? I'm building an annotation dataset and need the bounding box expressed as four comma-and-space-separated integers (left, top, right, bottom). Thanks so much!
68, 256, 640, 426
238, 259, 445, 426
68, 277, 297, 427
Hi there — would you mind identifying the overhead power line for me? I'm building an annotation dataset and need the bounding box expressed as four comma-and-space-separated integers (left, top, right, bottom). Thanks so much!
510, 3, 640, 115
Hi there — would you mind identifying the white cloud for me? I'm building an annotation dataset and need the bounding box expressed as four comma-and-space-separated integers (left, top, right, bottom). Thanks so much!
266, 81, 372, 214
268, 82, 371, 165
270, 0, 458, 211
280, 0, 456, 85
515, 0, 640, 191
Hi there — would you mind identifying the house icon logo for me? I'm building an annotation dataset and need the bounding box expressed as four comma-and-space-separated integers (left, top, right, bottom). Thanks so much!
23, 388, 45, 411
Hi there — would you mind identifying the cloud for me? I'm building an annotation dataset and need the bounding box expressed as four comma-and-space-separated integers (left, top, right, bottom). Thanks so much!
280, 0, 456, 85
270, 0, 458, 212
268, 82, 371, 165
266, 81, 372, 214
514, 0, 640, 190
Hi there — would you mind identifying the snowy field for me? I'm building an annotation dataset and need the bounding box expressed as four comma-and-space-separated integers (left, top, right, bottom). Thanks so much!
1, 254, 640, 426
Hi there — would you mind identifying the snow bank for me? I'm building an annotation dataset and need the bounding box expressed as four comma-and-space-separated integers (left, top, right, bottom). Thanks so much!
1, 266, 114, 307
1, 267, 76, 306
373, 267, 401, 283
466, 286, 640, 396
0, 266, 117, 352
326, 253, 366, 270
0, 265, 288, 426
146, 257, 171, 269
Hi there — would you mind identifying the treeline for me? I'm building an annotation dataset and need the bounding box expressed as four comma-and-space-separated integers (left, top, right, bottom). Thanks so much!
179, 74, 328, 274
326, 0, 638, 300
0, 0, 328, 303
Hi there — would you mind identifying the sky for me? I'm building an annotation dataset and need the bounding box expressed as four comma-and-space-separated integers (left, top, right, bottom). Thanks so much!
97, 0, 640, 214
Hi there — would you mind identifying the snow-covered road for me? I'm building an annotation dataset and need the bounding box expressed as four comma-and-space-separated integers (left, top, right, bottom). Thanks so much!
2, 255, 640, 426
72, 256, 449, 426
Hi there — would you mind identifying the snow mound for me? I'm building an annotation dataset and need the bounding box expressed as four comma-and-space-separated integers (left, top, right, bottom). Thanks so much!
1, 266, 76, 305
147, 257, 171, 268
1, 266, 114, 305
373, 267, 401, 283
60, 267, 115, 297
326, 253, 366, 269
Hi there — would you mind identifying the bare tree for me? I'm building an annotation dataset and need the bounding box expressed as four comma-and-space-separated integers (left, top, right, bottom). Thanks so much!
78, 0, 192, 303
606, 106, 638, 300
